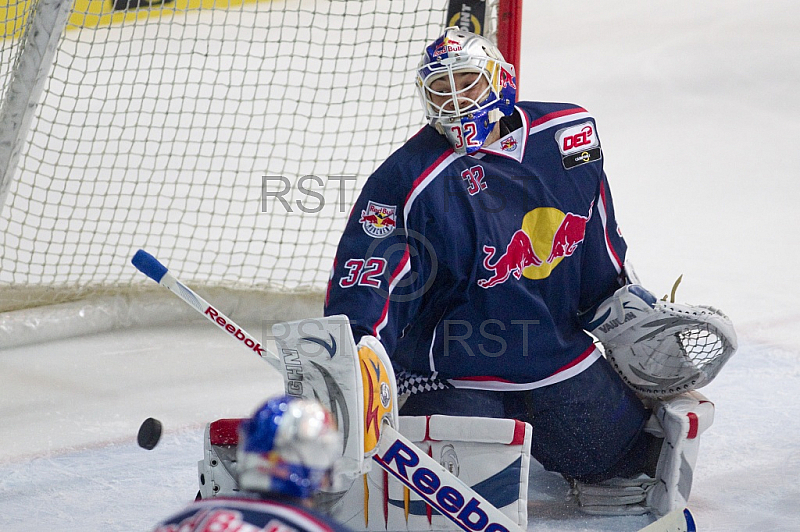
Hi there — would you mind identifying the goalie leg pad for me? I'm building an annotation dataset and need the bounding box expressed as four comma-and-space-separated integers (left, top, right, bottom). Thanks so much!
328, 415, 532, 531
647, 390, 714, 517
197, 419, 243, 499
572, 391, 714, 518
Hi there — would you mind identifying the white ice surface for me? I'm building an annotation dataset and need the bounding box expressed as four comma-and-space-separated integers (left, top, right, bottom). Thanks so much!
2, 0, 800, 530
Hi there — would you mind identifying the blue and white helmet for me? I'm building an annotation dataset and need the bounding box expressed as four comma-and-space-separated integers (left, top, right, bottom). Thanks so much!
417, 27, 517, 154
236, 396, 341, 500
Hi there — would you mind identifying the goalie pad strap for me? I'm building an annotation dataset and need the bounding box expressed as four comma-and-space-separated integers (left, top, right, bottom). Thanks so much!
401, 415, 528, 446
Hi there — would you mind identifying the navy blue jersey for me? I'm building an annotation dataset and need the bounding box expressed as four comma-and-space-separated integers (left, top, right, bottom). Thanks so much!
153, 497, 351, 532
324, 102, 627, 391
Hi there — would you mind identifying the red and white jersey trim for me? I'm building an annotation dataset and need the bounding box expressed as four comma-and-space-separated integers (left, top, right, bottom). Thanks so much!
447, 345, 602, 391
372, 149, 464, 340
475, 106, 530, 163
528, 107, 592, 136
597, 181, 623, 274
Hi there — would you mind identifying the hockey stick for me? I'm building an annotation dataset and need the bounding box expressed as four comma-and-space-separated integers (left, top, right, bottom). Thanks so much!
131, 249, 282, 373
131, 249, 523, 532
131, 250, 695, 532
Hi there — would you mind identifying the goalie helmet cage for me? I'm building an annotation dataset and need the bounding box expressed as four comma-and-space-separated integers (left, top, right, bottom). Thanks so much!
0, 0, 523, 348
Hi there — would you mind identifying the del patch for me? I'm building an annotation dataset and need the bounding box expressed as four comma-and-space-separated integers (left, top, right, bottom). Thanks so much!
359, 201, 397, 238
555, 121, 602, 169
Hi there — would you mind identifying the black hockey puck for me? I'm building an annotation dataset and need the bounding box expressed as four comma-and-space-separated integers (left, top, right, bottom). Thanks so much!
137, 417, 163, 450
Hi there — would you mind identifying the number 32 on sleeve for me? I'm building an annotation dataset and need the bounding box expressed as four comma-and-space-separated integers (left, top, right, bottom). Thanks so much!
339, 257, 387, 288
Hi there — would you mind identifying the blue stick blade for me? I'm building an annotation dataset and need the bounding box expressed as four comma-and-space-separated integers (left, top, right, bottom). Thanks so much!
131, 249, 168, 283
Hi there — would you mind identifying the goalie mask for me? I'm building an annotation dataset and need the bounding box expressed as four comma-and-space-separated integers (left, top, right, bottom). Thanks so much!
417, 27, 517, 154
237, 396, 341, 499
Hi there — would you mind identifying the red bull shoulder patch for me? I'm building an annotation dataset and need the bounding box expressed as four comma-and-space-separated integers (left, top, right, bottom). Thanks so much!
360, 201, 397, 238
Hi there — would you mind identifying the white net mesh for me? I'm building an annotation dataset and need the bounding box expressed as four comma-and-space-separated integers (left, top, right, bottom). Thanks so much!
0, 0, 453, 312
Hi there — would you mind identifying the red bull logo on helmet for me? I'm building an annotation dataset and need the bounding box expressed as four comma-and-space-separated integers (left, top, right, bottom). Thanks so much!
477, 205, 593, 287
359, 201, 397, 238
498, 67, 516, 90
432, 35, 463, 58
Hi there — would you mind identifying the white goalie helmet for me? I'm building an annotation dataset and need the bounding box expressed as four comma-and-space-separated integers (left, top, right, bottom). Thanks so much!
417, 27, 517, 154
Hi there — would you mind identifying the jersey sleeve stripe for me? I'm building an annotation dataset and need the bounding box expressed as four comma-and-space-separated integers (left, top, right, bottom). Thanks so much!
547, 344, 597, 376
324, 257, 337, 307
597, 181, 624, 274
528, 107, 591, 136
403, 148, 460, 223
372, 247, 411, 338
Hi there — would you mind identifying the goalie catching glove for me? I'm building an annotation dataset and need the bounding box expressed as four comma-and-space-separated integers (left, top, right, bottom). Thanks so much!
588, 284, 737, 398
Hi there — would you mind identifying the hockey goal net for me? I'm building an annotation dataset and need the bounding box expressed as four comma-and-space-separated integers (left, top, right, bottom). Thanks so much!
0, 0, 521, 344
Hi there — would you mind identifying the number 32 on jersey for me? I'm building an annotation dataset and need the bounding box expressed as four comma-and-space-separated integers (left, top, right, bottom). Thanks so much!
339, 257, 387, 288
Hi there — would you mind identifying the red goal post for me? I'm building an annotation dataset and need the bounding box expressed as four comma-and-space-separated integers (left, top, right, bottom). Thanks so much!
496, 0, 524, 81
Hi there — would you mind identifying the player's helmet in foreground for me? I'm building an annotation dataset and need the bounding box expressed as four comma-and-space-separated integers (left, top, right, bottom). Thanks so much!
237, 395, 341, 499
417, 27, 517, 155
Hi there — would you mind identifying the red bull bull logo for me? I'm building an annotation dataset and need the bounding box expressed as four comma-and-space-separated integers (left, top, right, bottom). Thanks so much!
477, 230, 541, 288
500, 136, 517, 152
547, 211, 589, 263
498, 67, 516, 90
477, 205, 593, 287
360, 201, 397, 238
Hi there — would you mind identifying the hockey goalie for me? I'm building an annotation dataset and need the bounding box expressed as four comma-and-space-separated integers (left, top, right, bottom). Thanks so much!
196, 292, 735, 528
317, 26, 737, 524
192, 26, 738, 530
